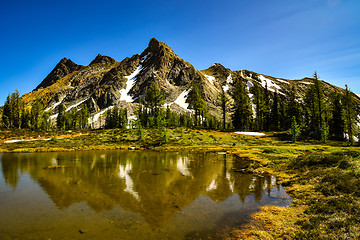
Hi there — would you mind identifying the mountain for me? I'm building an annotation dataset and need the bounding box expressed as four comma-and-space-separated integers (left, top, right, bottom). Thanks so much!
21, 38, 359, 127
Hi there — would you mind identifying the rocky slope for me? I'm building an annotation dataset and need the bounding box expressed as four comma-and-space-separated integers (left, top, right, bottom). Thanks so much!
21, 38, 359, 127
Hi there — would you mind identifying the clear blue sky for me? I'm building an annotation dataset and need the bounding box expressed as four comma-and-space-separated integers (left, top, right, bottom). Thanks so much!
1, 0, 359, 105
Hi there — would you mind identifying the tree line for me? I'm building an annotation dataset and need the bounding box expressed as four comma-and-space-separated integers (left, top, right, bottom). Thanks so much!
230, 72, 357, 143
1, 72, 358, 144
1, 91, 90, 131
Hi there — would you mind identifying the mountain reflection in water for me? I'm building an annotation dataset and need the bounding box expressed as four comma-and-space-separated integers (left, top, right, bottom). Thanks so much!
0, 150, 291, 240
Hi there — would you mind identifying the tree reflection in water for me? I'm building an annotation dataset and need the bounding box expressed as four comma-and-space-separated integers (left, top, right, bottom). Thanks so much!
0, 150, 291, 239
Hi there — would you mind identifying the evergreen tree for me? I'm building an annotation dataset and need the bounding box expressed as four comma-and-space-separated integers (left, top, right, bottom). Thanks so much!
343, 85, 356, 144
270, 91, 279, 131
329, 92, 344, 140
251, 82, 269, 131
30, 100, 44, 129
79, 104, 90, 129
285, 85, 302, 130
2, 90, 22, 129
145, 84, 165, 127
278, 96, 287, 131
314, 72, 323, 130
263, 83, 271, 131
231, 78, 252, 130
39, 111, 51, 130
303, 72, 324, 139
119, 108, 128, 129
187, 82, 207, 126
11, 90, 22, 128
56, 104, 66, 130
21, 108, 31, 129
180, 113, 192, 128
2, 95, 11, 128
291, 116, 301, 143
219, 88, 230, 130
321, 121, 329, 143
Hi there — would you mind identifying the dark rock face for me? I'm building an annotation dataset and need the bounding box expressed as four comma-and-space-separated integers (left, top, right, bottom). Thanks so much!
36, 58, 82, 90
90, 54, 116, 66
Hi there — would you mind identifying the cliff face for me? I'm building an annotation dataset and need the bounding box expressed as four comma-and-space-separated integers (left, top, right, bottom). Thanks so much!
35, 58, 82, 90
22, 38, 359, 127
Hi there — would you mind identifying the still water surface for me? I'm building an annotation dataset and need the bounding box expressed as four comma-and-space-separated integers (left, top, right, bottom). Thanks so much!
0, 150, 291, 239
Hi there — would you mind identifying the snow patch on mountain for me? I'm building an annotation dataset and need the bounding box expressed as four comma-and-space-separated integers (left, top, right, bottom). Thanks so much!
223, 85, 229, 92
223, 74, 233, 92
226, 74, 233, 84
174, 89, 190, 110
50, 113, 58, 120
142, 52, 150, 62
276, 78, 290, 84
259, 75, 281, 92
301, 81, 313, 85
45, 98, 64, 112
120, 65, 142, 102
88, 106, 114, 125
204, 74, 215, 85
66, 98, 89, 112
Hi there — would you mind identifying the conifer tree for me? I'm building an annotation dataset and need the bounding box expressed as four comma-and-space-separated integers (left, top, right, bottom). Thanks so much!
2, 90, 22, 129
343, 85, 356, 144
270, 91, 279, 131
187, 82, 207, 126
57, 104, 66, 130
304, 72, 324, 139
263, 83, 271, 131
11, 90, 22, 128
291, 116, 301, 143
231, 78, 252, 130
39, 111, 51, 130
285, 85, 302, 130
2, 95, 11, 128
145, 84, 164, 127
219, 88, 230, 130
278, 97, 287, 131
79, 104, 90, 129
30, 100, 44, 129
21, 108, 31, 129
119, 108, 128, 129
329, 92, 344, 140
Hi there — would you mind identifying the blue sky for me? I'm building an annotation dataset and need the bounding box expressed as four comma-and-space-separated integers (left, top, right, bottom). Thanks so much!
0, 0, 359, 104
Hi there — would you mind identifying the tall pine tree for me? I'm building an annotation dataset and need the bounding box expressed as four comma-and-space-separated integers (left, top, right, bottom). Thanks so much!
343, 85, 356, 144
145, 84, 165, 127
304, 72, 325, 139
187, 82, 207, 126
219, 88, 230, 130
231, 77, 252, 130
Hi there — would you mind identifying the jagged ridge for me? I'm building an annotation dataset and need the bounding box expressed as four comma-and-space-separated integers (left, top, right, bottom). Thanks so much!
21, 38, 359, 128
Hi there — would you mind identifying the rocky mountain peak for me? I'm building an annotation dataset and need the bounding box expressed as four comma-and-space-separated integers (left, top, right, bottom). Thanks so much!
142, 38, 176, 58
201, 63, 231, 82
35, 58, 81, 90
90, 54, 116, 66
